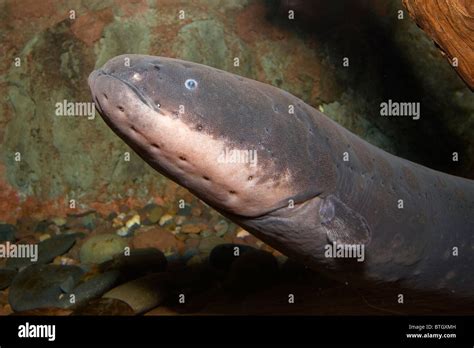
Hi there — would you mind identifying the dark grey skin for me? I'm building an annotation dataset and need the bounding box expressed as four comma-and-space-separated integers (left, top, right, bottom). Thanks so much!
89, 55, 474, 297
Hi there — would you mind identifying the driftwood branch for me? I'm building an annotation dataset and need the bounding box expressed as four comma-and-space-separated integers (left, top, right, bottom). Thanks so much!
403, 0, 474, 90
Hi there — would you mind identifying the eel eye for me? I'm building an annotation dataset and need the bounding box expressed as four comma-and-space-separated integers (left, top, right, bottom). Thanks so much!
185, 79, 198, 90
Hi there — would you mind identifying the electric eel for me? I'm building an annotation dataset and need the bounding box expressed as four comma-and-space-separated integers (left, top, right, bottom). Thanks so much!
88, 55, 474, 297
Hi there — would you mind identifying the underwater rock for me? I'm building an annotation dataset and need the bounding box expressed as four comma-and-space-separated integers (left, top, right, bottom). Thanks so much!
51, 217, 67, 227
166, 248, 199, 270
0, 224, 17, 242
180, 222, 207, 234
208, 243, 257, 272
140, 203, 164, 225
116, 214, 141, 236
186, 254, 204, 267
232, 230, 263, 248
198, 235, 224, 254
191, 206, 203, 217
58, 270, 120, 309
8, 264, 84, 312
0, 268, 17, 290
103, 273, 173, 314
6, 233, 77, 270
100, 248, 167, 282
36, 233, 77, 262
131, 226, 184, 255
78, 211, 98, 231
79, 233, 128, 264
175, 216, 186, 226
176, 203, 192, 216
71, 298, 134, 316
39, 234, 51, 242
198, 230, 211, 238
158, 214, 174, 227
236, 229, 250, 238
185, 238, 200, 250
213, 220, 229, 237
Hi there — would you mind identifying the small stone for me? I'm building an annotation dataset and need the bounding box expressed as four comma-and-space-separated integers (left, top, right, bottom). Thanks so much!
125, 214, 140, 229
200, 230, 212, 238
131, 226, 184, 255
175, 216, 186, 225
47, 224, 61, 235
236, 229, 250, 238
186, 254, 203, 266
116, 215, 141, 236
176, 203, 192, 216
79, 234, 128, 264
53, 256, 78, 266
181, 223, 207, 234
198, 235, 224, 254
51, 217, 67, 226
191, 206, 202, 217
107, 212, 118, 221
143, 204, 164, 225
232, 231, 261, 247
0, 224, 17, 242
80, 212, 97, 230
159, 214, 173, 227
39, 234, 51, 242
103, 273, 172, 314
214, 220, 229, 237
174, 232, 187, 241
185, 238, 200, 250
112, 215, 125, 228
116, 226, 130, 237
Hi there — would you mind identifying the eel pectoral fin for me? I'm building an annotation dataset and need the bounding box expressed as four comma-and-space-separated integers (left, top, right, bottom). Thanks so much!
319, 195, 371, 245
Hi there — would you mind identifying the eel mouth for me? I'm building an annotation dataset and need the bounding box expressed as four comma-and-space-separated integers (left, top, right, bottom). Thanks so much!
89, 69, 159, 113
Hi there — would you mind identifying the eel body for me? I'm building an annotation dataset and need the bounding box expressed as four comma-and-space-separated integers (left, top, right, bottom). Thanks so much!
88, 55, 474, 297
